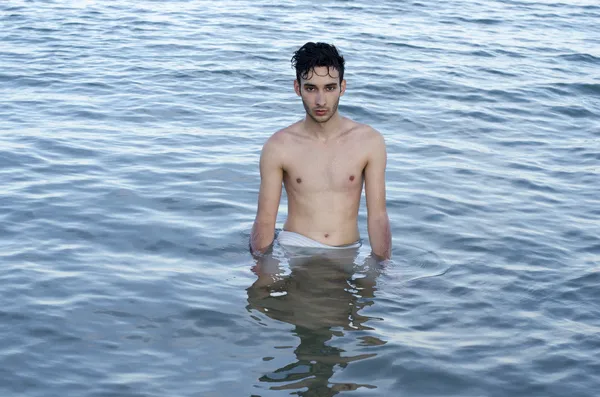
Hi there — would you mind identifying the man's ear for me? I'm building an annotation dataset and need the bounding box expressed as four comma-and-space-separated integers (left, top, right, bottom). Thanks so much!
294, 79, 301, 96
340, 79, 346, 96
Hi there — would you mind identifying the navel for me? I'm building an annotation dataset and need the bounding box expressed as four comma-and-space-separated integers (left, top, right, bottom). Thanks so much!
296, 177, 302, 183
349, 175, 355, 181
324, 233, 329, 238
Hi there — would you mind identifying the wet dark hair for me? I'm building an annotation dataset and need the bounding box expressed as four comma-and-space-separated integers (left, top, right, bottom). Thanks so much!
291, 42, 345, 85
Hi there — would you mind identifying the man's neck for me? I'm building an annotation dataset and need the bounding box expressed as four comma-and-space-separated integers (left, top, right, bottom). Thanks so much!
303, 112, 344, 141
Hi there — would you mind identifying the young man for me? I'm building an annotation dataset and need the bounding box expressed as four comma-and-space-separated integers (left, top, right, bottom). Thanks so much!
250, 42, 391, 260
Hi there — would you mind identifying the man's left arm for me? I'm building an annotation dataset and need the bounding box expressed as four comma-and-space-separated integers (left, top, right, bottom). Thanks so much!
364, 131, 392, 260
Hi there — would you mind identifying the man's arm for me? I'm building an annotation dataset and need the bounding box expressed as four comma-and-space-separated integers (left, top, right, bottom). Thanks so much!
250, 136, 284, 256
364, 131, 392, 260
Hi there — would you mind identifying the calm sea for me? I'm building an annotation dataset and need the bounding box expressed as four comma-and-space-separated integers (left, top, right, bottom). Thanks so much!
1, 0, 599, 396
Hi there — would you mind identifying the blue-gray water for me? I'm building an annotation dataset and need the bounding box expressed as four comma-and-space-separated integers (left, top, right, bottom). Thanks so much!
1, 0, 599, 396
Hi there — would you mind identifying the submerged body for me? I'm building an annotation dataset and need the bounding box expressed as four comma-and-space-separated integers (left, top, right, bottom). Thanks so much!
251, 42, 391, 259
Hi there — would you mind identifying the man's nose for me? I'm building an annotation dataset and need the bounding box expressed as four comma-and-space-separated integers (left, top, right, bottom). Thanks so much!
316, 92, 325, 106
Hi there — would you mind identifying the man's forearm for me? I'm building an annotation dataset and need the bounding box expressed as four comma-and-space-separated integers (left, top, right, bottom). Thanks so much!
250, 221, 275, 255
368, 213, 392, 259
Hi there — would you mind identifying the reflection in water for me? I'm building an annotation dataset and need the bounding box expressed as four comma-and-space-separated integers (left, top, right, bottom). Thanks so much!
247, 247, 386, 396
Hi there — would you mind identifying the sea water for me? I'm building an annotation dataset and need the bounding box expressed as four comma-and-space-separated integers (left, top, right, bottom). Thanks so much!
1, 0, 599, 396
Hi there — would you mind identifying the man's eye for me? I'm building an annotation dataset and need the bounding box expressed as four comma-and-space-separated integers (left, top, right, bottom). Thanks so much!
305, 87, 314, 91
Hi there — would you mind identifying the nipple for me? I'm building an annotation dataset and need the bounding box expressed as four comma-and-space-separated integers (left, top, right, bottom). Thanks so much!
296, 177, 302, 183
349, 175, 355, 181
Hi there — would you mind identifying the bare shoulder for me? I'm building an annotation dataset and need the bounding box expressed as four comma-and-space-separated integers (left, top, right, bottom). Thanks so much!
346, 119, 386, 148
264, 121, 302, 149
261, 123, 295, 158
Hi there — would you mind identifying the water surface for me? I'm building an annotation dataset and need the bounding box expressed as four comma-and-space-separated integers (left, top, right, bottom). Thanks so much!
1, 0, 599, 396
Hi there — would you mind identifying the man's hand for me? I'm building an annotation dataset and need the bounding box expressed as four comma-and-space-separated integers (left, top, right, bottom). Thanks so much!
249, 221, 275, 257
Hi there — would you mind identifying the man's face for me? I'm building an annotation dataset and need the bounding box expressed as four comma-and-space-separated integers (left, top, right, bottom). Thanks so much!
294, 66, 346, 124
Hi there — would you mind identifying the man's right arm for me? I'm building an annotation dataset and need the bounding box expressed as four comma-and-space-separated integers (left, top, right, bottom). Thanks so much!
250, 136, 284, 256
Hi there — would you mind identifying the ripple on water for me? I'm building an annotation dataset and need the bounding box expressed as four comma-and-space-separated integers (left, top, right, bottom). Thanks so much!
1, 0, 599, 395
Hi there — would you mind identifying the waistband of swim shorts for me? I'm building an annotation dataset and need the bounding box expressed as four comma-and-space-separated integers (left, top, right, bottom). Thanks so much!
277, 230, 361, 249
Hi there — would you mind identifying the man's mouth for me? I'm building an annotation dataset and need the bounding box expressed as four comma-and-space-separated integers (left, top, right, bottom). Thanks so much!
315, 109, 327, 116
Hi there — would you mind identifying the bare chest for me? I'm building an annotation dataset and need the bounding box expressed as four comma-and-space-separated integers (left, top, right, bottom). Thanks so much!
283, 144, 367, 193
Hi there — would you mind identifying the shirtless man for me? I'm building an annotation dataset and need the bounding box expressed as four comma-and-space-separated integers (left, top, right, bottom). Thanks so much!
250, 42, 391, 260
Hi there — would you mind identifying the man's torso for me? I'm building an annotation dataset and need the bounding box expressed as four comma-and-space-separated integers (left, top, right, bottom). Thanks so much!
277, 118, 374, 246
